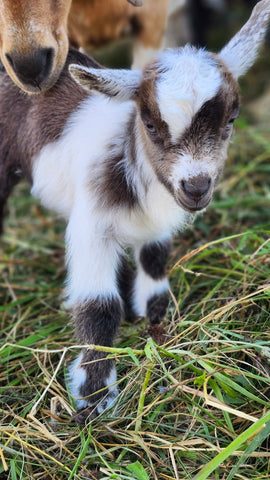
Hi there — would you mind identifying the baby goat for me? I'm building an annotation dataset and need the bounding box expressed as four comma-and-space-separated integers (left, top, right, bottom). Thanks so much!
0, 0, 269, 417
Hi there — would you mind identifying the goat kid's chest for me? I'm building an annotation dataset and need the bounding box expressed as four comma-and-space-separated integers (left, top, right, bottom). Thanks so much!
115, 181, 189, 245
32, 151, 189, 248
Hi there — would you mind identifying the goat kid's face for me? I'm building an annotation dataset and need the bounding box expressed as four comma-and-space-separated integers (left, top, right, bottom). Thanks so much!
70, 0, 270, 212
136, 52, 239, 213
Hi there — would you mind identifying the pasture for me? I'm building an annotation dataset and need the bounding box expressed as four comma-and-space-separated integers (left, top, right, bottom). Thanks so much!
1, 5, 270, 480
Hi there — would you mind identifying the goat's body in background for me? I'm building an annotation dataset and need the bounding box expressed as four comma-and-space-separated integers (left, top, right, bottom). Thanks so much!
69, 0, 170, 69
0, 1, 269, 418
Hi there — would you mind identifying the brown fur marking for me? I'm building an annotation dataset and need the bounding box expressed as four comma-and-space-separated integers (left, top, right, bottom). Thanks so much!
89, 112, 141, 210
177, 67, 239, 156
0, 49, 99, 182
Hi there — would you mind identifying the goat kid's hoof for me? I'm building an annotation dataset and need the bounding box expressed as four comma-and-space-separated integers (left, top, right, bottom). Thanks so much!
71, 406, 98, 425
149, 324, 166, 345
71, 388, 119, 425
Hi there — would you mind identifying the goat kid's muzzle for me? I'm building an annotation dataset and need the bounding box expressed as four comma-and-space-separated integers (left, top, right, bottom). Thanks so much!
176, 176, 213, 213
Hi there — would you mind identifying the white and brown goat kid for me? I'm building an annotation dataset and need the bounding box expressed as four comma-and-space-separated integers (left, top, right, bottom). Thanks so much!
0, 1, 269, 416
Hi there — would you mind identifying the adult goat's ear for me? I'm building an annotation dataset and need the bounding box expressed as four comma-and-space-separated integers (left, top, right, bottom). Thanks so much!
219, 0, 270, 79
69, 65, 142, 100
127, 0, 144, 5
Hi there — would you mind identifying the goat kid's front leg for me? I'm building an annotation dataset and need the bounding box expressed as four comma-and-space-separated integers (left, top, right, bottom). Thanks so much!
69, 296, 122, 420
133, 238, 171, 344
66, 207, 122, 418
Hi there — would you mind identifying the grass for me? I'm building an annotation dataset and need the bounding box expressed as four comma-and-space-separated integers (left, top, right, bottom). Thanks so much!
1, 21, 270, 480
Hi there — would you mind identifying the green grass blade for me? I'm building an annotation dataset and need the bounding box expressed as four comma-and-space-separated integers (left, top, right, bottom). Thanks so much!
193, 410, 270, 480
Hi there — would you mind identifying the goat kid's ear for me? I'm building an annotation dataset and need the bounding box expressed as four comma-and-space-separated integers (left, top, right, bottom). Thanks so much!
219, 0, 270, 78
69, 65, 142, 100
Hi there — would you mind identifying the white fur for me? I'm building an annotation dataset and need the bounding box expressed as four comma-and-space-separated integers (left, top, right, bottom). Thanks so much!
32, 95, 134, 219
219, 0, 270, 78
65, 209, 122, 305
133, 266, 170, 316
69, 65, 143, 100
118, 180, 189, 245
169, 154, 218, 189
168, 0, 186, 16
97, 366, 119, 413
68, 353, 118, 411
156, 46, 222, 143
68, 352, 88, 408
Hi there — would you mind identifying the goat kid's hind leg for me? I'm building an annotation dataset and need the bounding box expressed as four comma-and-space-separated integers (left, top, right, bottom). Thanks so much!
117, 254, 136, 322
133, 239, 171, 344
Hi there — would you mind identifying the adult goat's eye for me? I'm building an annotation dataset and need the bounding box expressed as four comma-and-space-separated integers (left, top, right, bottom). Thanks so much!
146, 123, 156, 134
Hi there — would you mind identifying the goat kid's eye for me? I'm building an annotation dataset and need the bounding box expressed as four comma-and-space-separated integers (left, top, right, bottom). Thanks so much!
227, 117, 236, 127
146, 123, 156, 134
227, 106, 240, 128
222, 113, 239, 140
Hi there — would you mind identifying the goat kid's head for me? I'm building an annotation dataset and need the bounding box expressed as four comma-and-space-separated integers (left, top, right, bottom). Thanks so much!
70, 0, 270, 213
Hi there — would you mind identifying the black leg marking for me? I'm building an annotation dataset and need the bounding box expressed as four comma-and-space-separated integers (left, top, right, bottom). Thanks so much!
140, 240, 171, 280
147, 292, 170, 345
75, 297, 122, 346
79, 349, 116, 405
147, 291, 170, 325
70, 297, 122, 411
139, 239, 171, 345
117, 255, 136, 322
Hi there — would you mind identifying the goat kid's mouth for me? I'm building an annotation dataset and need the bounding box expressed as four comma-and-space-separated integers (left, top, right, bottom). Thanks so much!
176, 193, 212, 213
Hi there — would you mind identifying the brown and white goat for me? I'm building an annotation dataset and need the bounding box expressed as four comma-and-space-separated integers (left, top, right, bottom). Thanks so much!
0, 1, 269, 416
0, 0, 168, 95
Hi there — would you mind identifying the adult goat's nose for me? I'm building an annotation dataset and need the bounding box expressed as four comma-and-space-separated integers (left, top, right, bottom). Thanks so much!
181, 176, 211, 202
5, 48, 54, 87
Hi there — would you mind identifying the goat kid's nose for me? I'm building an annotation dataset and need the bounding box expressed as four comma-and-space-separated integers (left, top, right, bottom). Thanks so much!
181, 177, 211, 202
5, 48, 54, 87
